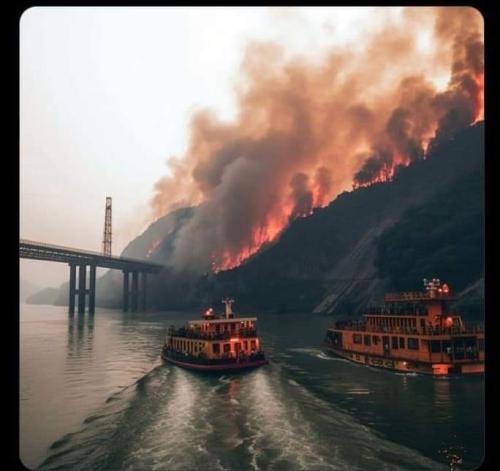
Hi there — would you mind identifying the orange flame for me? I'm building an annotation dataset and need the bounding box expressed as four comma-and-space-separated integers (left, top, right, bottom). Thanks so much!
151, 8, 483, 275
473, 72, 484, 123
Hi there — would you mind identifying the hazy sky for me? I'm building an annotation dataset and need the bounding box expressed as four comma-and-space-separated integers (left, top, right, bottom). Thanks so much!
20, 6, 398, 288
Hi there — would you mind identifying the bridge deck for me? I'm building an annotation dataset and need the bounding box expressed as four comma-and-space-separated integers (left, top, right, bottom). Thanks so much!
19, 239, 163, 272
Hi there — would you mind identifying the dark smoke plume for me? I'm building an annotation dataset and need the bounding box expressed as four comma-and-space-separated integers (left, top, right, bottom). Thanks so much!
151, 7, 483, 272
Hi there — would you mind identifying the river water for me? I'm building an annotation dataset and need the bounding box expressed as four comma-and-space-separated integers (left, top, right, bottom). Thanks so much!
20, 304, 484, 470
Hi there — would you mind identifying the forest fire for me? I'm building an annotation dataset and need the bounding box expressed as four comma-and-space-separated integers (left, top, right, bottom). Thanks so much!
212, 199, 295, 272
473, 73, 484, 123
151, 7, 483, 274
352, 153, 410, 189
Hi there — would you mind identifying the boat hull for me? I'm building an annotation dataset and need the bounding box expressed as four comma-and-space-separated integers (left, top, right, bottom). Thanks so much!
161, 351, 268, 372
324, 345, 484, 376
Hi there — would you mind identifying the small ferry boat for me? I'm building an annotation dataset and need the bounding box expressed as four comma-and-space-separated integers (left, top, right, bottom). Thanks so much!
161, 298, 268, 372
323, 279, 484, 375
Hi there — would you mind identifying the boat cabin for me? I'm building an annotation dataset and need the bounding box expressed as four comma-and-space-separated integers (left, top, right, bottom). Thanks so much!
167, 299, 261, 360
326, 279, 484, 375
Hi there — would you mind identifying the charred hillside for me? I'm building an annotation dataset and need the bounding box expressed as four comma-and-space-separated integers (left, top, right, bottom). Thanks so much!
207, 121, 483, 315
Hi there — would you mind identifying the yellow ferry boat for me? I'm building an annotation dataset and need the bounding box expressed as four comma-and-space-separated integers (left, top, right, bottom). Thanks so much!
161, 298, 268, 372
323, 279, 484, 375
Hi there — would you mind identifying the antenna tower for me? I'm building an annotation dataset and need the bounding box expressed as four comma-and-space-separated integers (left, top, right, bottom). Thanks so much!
102, 196, 112, 256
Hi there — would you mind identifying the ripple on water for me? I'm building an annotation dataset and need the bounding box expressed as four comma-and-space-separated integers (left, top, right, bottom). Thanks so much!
25, 308, 481, 471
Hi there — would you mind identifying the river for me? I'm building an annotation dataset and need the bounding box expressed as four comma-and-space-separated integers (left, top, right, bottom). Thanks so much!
20, 304, 484, 470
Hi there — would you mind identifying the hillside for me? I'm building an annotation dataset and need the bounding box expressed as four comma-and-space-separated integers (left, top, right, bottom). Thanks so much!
20, 279, 42, 303
207, 122, 484, 315
33, 122, 483, 317
26, 285, 64, 305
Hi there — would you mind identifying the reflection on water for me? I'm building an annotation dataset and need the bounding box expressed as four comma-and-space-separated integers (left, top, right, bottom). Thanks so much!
66, 313, 95, 358
433, 377, 452, 410
20, 306, 483, 470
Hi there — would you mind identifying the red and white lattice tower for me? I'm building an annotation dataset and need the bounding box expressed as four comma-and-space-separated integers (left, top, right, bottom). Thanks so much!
102, 197, 112, 256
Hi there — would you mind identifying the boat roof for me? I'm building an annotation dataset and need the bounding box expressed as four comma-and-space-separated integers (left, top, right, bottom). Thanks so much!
188, 317, 257, 325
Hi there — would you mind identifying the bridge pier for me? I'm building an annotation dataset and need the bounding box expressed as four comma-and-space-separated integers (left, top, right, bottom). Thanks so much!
68, 264, 97, 314
131, 271, 139, 312
68, 263, 76, 314
122, 270, 148, 312
123, 270, 130, 312
89, 265, 96, 315
78, 265, 87, 314
20, 239, 161, 314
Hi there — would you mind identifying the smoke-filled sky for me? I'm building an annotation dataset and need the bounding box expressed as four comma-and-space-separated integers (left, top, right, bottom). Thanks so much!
20, 7, 483, 287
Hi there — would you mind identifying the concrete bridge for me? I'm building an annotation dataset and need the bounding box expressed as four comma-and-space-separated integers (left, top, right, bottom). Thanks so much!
20, 239, 164, 314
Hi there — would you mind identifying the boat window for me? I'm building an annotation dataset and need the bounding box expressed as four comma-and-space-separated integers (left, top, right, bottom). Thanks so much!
478, 339, 484, 351
391, 337, 399, 349
223, 344, 231, 353
244, 341, 248, 350
408, 338, 419, 350
430, 340, 441, 353
213, 343, 220, 354
353, 334, 362, 344
251, 340, 256, 350
364, 335, 371, 346
442, 340, 451, 354
399, 337, 405, 349
372, 335, 379, 345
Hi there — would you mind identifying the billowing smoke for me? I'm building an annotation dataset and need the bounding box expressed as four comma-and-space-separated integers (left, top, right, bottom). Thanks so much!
151, 7, 483, 273
313, 167, 333, 208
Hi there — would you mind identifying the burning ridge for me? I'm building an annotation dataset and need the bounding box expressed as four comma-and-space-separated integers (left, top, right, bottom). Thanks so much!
151, 7, 483, 273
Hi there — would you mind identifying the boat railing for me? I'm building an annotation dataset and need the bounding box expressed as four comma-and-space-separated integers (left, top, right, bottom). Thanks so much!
384, 291, 453, 302
332, 321, 484, 336
421, 325, 484, 335
363, 307, 429, 316
169, 327, 258, 340
163, 346, 266, 365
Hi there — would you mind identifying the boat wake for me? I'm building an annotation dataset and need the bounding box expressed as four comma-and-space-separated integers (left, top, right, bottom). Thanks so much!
316, 352, 350, 361
40, 360, 447, 471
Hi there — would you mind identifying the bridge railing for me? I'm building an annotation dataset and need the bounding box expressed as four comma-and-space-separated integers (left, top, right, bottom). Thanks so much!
19, 238, 163, 267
